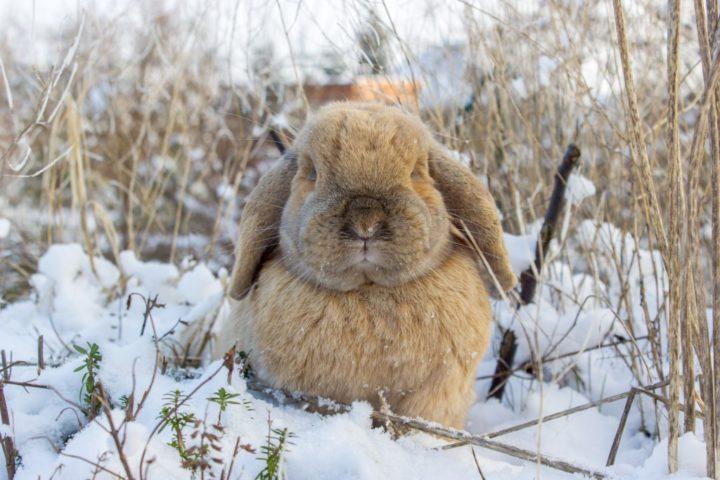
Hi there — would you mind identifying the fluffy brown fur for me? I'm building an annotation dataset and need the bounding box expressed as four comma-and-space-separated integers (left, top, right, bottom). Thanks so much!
223, 102, 516, 427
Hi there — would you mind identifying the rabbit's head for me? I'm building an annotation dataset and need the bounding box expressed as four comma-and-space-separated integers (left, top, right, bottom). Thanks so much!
229, 102, 516, 298
278, 103, 452, 290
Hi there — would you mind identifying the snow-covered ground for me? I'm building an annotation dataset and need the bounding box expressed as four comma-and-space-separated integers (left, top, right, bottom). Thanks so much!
0, 175, 708, 479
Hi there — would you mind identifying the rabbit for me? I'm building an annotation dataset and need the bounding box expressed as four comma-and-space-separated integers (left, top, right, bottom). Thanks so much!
223, 102, 516, 428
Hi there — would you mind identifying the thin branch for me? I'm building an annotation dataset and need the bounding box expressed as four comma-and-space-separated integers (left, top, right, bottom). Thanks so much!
489, 144, 581, 400
245, 377, 606, 479
0, 382, 17, 480
477, 335, 648, 381
606, 389, 637, 466
96, 384, 135, 480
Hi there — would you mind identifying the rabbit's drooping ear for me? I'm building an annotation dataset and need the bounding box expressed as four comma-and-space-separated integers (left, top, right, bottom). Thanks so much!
429, 148, 517, 292
228, 154, 297, 300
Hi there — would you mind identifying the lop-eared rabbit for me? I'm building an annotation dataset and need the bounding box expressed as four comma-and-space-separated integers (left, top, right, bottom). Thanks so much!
223, 102, 516, 428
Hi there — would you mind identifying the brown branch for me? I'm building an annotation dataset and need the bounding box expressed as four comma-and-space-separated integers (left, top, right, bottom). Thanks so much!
1, 351, 9, 382
37, 335, 45, 375
2, 380, 51, 390
245, 378, 605, 479
519, 144, 582, 304
470, 447, 487, 480
477, 335, 648, 381
96, 384, 136, 480
485, 381, 666, 440
268, 128, 287, 155
443, 380, 668, 454
58, 452, 125, 480
0, 360, 64, 374
606, 384, 705, 467
606, 389, 637, 466
488, 144, 581, 400
665, 0, 685, 470
0, 382, 17, 479
376, 410, 606, 479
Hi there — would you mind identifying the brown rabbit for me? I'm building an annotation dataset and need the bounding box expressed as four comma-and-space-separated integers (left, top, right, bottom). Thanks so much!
224, 102, 516, 428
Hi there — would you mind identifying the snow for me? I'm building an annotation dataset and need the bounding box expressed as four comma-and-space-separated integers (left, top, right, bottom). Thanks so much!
565, 173, 597, 206
503, 233, 536, 274
0, 210, 707, 480
632, 433, 708, 480
0, 218, 10, 239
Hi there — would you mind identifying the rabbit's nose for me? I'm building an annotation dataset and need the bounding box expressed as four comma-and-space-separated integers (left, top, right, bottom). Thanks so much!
351, 217, 383, 240
344, 196, 388, 240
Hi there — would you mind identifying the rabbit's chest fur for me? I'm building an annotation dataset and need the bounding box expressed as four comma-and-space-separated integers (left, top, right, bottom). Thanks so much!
233, 246, 492, 425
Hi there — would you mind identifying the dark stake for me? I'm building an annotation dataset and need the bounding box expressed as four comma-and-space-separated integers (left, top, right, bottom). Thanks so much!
37, 335, 45, 375
488, 144, 581, 400
269, 128, 287, 154
0, 382, 16, 480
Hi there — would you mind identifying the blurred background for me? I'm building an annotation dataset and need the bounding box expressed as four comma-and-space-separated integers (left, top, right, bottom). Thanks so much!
0, 0, 700, 300
4, 2, 720, 477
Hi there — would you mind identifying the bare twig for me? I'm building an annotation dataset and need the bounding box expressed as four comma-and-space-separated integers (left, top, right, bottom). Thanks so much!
380, 411, 606, 479
127, 293, 166, 337
470, 447, 487, 480
2, 379, 51, 390
489, 144, 581, 400
477, 335, 648, 381
245, 377, 605, 478
1, 351, 9, 382
519, 144, 582, 304
606, 389, 637, 466
487, 381, 666, 440
37, 335, 45, 375
58, 452, 125, 480
0, 382, 17, 479
96, 384, 136, 480
606, 385, 705, 467
268, 128, 287, 154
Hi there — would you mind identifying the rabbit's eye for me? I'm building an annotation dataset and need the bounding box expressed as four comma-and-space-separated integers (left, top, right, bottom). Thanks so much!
307, 164, 317, 181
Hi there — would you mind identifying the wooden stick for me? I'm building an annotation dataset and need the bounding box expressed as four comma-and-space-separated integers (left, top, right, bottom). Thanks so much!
375, 410, 606, 479
488, 144, 581, 400
606, 384, 706, 467
0, 360, 63, 373
477, 335, 648, 381
518, 144, 582, 304
268, 128, 287, 154
470, 447, 487, 480
486, 329, 517, 399
96, 384, 135, 480
606, 389, 637, 466
487, 381, 666, 440
37, 335, 45, 376
444, 381, 668, 453
246, 378, 605, 478
0, 382, 16, 479
636, 387, 704, 419
2, 380, 51, 390
1, 351, 9, 382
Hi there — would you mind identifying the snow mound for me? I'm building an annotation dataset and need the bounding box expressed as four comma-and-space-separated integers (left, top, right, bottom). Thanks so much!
0, 226, 706, 479
0, 218, 10, 239
565, 173, 597, 206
